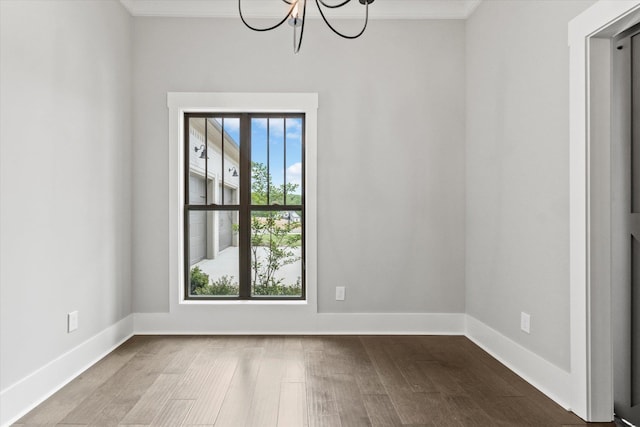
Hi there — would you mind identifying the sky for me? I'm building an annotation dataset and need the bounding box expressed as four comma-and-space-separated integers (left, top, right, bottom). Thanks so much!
214, 117, 303, 191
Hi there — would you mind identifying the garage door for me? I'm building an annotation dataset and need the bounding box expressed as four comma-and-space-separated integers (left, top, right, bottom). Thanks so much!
218, 186, 234, 250
189, 175, 207, 264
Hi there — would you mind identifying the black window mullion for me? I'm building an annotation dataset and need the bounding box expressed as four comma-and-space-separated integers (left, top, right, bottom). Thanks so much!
301, 115, 306, 300
267, 118, 270, 205
221, 118, 225, 205
204, 118, 209, 205
188, 204, 239, 211
284, 118, 287, 204
184, 115, 191, 298
184, 115, 191, 207
239, 114, 251, 298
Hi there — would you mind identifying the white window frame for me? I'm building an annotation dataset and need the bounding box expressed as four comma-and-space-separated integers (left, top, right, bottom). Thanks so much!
168, 93, 318, 308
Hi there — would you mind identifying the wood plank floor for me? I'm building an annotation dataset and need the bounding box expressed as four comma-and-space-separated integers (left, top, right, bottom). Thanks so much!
14, 335, 616, 427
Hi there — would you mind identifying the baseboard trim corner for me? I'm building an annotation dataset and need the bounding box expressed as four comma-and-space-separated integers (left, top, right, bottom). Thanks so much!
465, 314, 572, 410
0, 315, 134, 427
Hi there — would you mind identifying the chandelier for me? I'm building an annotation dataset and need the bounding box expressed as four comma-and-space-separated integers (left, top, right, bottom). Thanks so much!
238, 0, 375, 54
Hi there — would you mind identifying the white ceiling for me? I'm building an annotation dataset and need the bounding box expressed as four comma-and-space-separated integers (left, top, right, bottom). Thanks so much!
119, 0, 482, 20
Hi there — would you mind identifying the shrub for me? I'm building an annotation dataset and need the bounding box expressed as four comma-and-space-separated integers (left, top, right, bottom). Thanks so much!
208, 275, 239, 295
190, 266, 209, 294
253, 277, 302, 296
191, 272, 239, 296
191, 266, 299, 297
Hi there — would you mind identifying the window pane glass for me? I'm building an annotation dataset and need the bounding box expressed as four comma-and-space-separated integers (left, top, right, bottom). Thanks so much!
251, 118, 268, 205
208, 118, 222, 204
188, 117, 208, 205
213, 117, 240, 206
269, 118, 285, 205
188, 210, 239, 297
188, 172, 207, 205
285, 118, 303, 205
185, 113, 304, 300
250, 210, 302, 297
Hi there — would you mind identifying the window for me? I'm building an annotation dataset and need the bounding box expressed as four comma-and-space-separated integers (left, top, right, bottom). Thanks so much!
184, 113, 305, 300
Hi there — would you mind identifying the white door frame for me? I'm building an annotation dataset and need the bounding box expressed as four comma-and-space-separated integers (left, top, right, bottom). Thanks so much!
569, 0, 640, 421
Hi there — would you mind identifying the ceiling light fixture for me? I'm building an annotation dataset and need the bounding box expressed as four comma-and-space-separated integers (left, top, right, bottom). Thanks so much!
238, 0, 374, 54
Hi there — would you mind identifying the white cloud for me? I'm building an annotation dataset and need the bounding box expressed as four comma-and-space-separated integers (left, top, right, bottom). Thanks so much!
286, 132, 301, 141
252, 118, 268, 129
253, 118, 285, 136
253, 118, 302, 141
286, 119, 301, 138
221, 117, 240, 132
286, 162, 302, 187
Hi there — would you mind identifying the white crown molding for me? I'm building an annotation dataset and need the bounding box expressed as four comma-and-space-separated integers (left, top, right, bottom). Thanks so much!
119, 0, 482, 20
463, 0, 482, 18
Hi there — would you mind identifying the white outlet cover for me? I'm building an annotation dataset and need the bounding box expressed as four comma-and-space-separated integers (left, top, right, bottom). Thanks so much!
335, 286, 345, 301
68, 311, 78, 333
520, 312, 530, 334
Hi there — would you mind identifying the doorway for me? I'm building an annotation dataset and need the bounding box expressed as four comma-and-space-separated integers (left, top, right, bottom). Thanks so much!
569, 1, 640, 422
612, 22, 640, 427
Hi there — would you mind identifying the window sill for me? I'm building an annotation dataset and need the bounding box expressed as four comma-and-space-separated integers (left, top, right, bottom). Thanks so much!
179, 299, 308, 306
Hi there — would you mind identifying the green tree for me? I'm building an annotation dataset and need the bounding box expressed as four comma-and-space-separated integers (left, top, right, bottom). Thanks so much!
251, 162, 301, 206
250, 211, 301, 292
251, 162, 270, 205
250, 162, 302, 295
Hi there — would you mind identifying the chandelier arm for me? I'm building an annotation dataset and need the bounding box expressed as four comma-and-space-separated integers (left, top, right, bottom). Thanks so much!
238, 0, 296, 32
294, 0, 307, 53
315, 0, 369, 39
317, 0, 353, 9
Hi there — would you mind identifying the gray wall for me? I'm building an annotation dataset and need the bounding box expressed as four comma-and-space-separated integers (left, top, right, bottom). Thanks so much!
465, 0, 595, 371
0, 0, 601, 397
132, 18, 466, 313
0, 0, 132, 390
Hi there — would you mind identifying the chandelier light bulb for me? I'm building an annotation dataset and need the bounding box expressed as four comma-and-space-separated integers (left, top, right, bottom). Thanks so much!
288, 1, 302, 27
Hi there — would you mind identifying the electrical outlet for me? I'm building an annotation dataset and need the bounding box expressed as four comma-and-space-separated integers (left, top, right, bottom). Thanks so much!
335, 286, 345, 301
520, 312, 530, 334
68, 311, 79, 333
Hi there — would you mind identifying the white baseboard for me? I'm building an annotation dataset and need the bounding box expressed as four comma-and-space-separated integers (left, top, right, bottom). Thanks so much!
2, 313, 575, 427
0, 315, 134, 427
133, 312, 467, 335
465, 314, 572, 410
